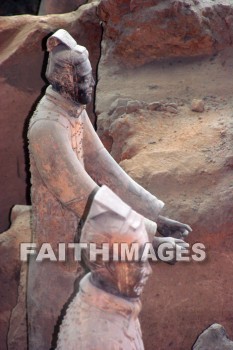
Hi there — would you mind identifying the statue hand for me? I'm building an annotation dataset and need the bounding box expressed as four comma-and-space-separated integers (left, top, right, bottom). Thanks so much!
157, 215, 192, 238
153, 236, 188, 264
153, 236, 187, 250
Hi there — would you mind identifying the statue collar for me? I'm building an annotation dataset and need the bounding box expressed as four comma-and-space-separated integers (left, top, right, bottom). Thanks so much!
79, 273, 142, 321
46, 85, 86, 119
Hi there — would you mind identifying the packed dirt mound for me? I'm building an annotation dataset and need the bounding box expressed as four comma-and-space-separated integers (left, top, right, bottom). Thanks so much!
96, 13, 233, 348
98, 0, 233, 66
96, 48, 233, 240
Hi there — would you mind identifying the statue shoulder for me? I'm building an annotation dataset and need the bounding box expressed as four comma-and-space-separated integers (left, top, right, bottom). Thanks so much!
28, 99, 71, 138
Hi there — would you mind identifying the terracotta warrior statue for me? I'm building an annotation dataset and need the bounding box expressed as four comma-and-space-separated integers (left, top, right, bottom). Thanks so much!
56, 185, 153, 350
27, 29, 191, 349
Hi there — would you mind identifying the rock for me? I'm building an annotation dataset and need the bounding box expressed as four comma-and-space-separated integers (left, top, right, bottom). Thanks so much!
95, 112, 113, 151
165, 105, 178, 114
126, 99, 146, 114
108, 98, 146, 119
147, 102, 162, 111
225, 155, 233, 169
101, 98, 149, 157
109, 114, 139, 162
165, 102, 178, 109
147, 101, 178, 113
97, 0, 233, 67
109, 98, 131, 115
191, 99, 205, 112
0, 205, 31, 350
0, 2, 102, 232
193, 323, 233, 350
164, 103, 178, 114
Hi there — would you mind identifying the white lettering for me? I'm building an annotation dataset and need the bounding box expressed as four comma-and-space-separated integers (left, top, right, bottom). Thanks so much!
36, 243, 57, 261
20, 243, 37, 261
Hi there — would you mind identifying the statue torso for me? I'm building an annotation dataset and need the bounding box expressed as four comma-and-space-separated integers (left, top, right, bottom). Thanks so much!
28, 86, 86, 246
56, 274, 145, 350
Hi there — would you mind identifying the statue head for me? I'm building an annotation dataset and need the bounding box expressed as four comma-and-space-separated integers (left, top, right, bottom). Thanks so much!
46, 29, 95, 104
80, 186, 152, 298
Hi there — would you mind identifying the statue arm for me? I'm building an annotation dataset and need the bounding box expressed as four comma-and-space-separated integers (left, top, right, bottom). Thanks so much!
29, 119, 98, 218
82, 111, 164, 228
156, 215, 192, 237
82, 113, 192, 240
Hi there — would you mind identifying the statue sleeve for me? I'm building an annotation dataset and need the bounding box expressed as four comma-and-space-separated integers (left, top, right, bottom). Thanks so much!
82, 111, 164, 224
29, 119, 98, 218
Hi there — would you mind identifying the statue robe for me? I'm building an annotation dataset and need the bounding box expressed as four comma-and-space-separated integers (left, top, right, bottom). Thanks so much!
27, 85, 164, 349
56, 273, 145, 350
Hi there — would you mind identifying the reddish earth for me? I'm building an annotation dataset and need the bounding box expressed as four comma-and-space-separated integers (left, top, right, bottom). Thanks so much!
96, 40, 233, 350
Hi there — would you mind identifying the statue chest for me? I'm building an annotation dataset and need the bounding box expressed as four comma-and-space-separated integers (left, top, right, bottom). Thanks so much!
69, 117, 84, 166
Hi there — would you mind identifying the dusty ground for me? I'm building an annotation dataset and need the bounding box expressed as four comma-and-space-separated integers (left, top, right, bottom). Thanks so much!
96, 47, 233, 349
97, 47, 233, 111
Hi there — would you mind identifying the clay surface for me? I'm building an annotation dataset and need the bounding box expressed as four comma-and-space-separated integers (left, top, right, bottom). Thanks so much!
98, 0, 233, 67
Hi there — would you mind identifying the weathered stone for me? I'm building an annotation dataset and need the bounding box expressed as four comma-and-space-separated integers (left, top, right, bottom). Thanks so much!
96, 111, 113, 151
109, 99, 146, 119
225, 155, 233, 169
108, 98, 131, 115
0, 2, 102, 232
97, 0, 233, 67
165, 102, 178, 109
191, 99, 205, 112
111, 106, 127, 119
164, 104, 178, 114
127, 99, 146, 113
147, 101, 162, 111
193, 324, 233, 350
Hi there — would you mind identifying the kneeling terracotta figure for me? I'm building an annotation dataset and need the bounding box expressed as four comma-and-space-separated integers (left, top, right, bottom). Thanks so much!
56, 185, 152, 350
27, 29, 191, 349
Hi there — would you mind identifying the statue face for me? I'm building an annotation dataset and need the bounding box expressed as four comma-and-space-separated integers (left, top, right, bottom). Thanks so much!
109, 237, 152, 298
90, 235, 152, 299
75, 69, 95, 105
114, 257, 152, 298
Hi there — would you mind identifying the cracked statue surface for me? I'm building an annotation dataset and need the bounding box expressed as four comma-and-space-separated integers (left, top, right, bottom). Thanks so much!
27, 29, 192, 350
